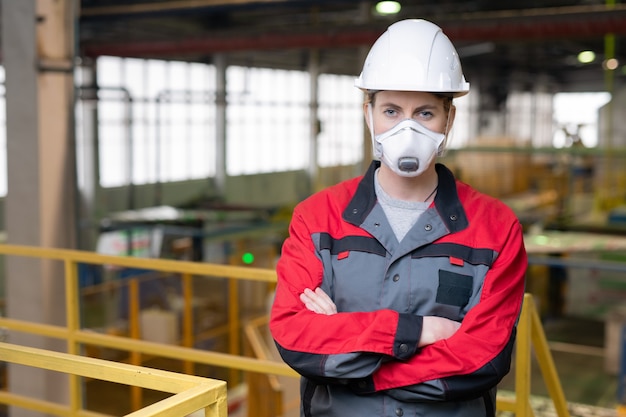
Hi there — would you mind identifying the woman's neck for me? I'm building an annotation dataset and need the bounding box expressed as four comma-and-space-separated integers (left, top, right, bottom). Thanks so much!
377, 164, 439, 202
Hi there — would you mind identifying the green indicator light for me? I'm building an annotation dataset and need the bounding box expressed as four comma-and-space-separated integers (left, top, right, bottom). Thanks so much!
242, 252, 255, 264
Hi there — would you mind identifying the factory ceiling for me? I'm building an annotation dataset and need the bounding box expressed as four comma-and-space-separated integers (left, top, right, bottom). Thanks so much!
53, 1, 626, 97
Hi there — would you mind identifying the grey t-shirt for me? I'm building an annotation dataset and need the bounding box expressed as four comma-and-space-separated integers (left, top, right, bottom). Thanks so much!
374, 169, 431, 241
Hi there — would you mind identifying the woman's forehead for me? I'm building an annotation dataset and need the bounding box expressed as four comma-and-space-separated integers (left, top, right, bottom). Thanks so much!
375, 90, 443, 107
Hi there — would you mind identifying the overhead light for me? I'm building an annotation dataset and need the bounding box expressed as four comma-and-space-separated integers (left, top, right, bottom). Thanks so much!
375, 1, 401, 15
603, 58, 619, 70
577, 50, 595, 64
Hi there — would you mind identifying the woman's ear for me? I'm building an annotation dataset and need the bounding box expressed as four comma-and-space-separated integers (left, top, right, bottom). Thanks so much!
363, 103, 371, 131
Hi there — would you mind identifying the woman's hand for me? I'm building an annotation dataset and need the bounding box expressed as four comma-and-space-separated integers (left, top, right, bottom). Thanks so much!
300, 287, 337, 315
419, 316, 461, 347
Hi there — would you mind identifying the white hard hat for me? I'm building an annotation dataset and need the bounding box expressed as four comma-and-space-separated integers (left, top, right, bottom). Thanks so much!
355, 19, 470, 97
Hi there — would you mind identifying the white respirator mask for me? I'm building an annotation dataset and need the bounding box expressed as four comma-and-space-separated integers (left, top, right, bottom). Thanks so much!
369, 105, 446, 177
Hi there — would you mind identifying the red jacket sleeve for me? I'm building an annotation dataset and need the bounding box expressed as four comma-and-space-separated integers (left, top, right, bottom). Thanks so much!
369, 220, 527, 392
270, 206, 423, 374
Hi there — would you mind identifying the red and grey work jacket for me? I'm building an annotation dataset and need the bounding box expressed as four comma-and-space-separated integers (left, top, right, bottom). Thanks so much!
270, 161, 527, 417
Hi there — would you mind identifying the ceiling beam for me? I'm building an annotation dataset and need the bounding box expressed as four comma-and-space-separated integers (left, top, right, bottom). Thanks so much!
80, 0, 288, 17
82, 4, 626, 58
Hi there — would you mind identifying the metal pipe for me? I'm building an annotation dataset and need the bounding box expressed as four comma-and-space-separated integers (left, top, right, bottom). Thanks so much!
445, 145, 626, 157
528, 255, 626, 273
308, 49, 320, 195
214, 54, 227, 196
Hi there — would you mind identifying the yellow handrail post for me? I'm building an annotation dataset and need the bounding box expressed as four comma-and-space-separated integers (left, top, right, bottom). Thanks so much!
64, 259, 80, 353
530, 297, 570, 417
207, 386, 228, 417
129, 278, 143, 410
229, 246, 245, 387
495, 293, 572, 416
64, 258, 82, 415
228, 275, 240, 387
516, 294, 534, 417
182, 272, 195, 374
267, 244, 278, 294
244, 317, 286, 417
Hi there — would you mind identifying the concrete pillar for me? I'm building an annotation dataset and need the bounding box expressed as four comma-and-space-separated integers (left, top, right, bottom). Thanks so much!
1, 0, 77, 415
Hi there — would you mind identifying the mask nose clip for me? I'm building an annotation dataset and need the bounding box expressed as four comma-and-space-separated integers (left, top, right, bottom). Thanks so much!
398, 157, 419, 172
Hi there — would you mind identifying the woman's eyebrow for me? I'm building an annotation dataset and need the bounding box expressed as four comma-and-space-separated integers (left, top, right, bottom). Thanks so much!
412, 104, 439, 113
379, 101, 401, 108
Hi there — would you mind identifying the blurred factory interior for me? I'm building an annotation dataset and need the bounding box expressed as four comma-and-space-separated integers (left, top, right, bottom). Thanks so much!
1, 0, 626, 416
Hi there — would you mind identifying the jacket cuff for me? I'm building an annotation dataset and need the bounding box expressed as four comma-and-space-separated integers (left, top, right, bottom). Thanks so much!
394, 313, 422, 360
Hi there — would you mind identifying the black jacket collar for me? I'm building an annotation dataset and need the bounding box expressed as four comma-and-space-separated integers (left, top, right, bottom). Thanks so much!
343, 161, 469, 233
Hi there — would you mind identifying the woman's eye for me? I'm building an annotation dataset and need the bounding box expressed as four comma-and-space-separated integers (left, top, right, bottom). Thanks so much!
384, 109, 397, 116
418, 111, 434, 119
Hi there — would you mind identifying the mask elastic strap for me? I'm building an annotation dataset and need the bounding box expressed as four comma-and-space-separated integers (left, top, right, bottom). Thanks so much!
367, 103, 378, 157
367, 103, 374, 139
439, 104, 453, 156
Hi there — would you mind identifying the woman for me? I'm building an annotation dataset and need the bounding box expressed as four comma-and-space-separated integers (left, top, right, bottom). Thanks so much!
270, 18, 527, 417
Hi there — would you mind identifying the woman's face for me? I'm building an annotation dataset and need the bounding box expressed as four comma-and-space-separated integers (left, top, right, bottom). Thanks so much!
365, 90, 454, 136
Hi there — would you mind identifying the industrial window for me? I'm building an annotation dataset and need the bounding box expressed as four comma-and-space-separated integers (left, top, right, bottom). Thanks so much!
553, 92, 611, 148
94, 56, 217, 187
0, 60, 614, 197
317, 73, 364, 167
226, 66, 310, 175
2, 61, 485, 196
506, 91, 554, 147
92, 58, 365, 184
225, 68, 365, 175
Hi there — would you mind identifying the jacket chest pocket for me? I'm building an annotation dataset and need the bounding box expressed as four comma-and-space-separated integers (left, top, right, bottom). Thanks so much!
410, 243, 494, 319
436, 270, 473, 307
414, 266, 475, 320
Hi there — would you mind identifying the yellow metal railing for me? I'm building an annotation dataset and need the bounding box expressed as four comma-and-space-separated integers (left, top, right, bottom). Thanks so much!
497, 293, 570, 417
241, 293, 574, 417
244, 315, 287, 417
0, 243, 296, 416
0, 244, 572, 416
0, 341, 226, 417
